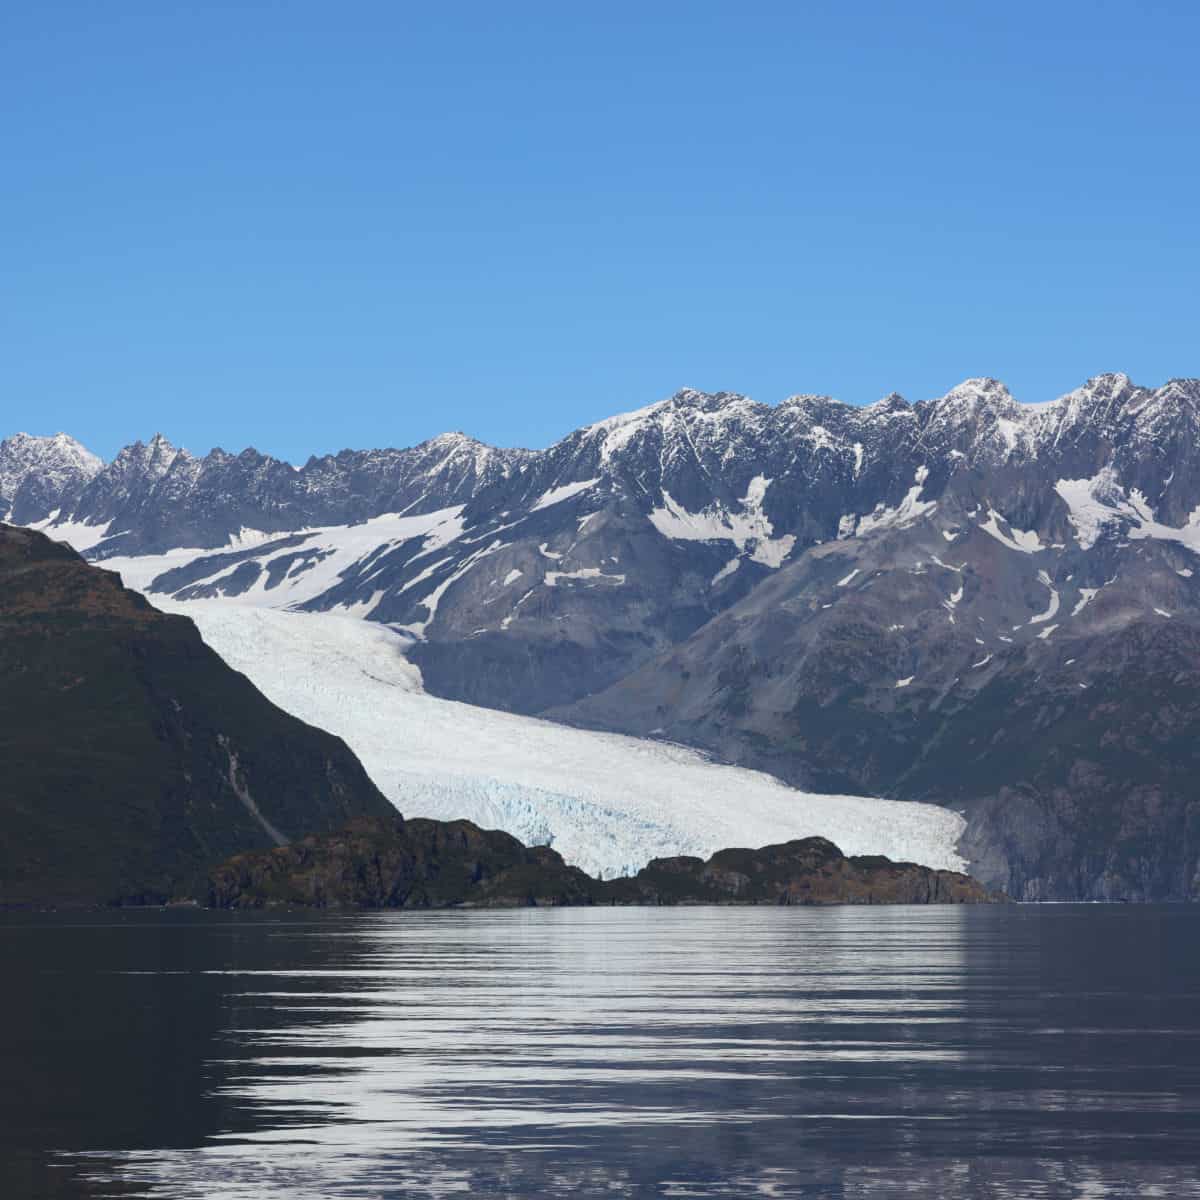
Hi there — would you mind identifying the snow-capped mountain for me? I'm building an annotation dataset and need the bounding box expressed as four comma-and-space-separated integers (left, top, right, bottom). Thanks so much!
13, 371, 1200, 899
0, 432, 103, 524
31, 430, 534, 559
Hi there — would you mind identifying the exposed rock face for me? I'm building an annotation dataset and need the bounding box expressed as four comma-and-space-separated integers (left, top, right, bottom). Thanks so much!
554, 504, 1200, 901
0, 525, 395, 907
0, 432, 102, 524
622, 839, 995, 905
205, 817, 598, 909
203, 816, 997, 908
12, 372, 1200, 899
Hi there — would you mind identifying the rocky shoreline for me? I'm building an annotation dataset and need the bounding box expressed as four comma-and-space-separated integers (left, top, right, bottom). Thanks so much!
201, 815, 1000, 909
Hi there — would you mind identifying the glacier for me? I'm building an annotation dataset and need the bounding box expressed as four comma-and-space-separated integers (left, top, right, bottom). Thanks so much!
54, 522, 974, 881
139, 596, 968, 880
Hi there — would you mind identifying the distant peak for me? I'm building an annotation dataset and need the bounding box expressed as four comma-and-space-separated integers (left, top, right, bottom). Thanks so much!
942, 377, 1013, 400
423, 430, 501, 452
866, 392, 910, 413
1072, 372, 1134, 400
0, 430, 103, 469
670, 388, 753, 411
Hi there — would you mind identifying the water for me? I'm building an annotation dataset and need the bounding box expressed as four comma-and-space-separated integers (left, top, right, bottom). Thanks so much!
2, 905, 1198, 1199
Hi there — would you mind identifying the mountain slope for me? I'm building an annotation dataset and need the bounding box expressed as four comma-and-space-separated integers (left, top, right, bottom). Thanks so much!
553, 466, 1200, 899
0, 525, 395, 906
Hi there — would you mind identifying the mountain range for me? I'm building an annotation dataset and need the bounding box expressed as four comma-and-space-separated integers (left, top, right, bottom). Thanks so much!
6, 372, 1200, 900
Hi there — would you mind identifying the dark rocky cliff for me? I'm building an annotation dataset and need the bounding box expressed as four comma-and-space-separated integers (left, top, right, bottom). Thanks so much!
0, 525, 395, 907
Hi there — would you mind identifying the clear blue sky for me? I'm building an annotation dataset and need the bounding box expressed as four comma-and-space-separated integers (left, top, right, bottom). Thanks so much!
3, 2, 1197, 462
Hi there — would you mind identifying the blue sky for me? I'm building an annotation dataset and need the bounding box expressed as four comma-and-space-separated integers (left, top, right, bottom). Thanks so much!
3, 2, 1197, 462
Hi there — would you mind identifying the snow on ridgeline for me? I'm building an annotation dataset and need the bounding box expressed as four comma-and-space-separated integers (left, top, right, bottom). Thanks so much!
148, 598, 968, 880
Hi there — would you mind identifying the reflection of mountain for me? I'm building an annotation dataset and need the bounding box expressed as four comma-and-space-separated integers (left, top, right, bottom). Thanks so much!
22, 906, 1194, 1200
0, 910, 371, 1199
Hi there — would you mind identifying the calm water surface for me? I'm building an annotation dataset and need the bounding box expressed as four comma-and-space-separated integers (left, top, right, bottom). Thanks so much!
2, 905, 1198, 1198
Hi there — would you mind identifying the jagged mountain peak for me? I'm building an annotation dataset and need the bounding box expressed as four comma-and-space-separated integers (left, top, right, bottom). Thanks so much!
1161, 377, 1200, 394
0, 430, 105, 523
0, 428, 103, 463
933, 377, 1015, 408
425, 430, 487, 449
670, 387, 754, 409
115, 432, 183, 460
864, 391, 912, 414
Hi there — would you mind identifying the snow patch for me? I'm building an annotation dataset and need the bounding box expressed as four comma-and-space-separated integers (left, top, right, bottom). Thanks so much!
1029, 571, 1060, 624
545, 567, 625, 587
854, 467, 937, 537
1057, 469, 1200, 553
648, 479, 795, 568
979, 508, 1042, 554
29, 515, 113, 553
712, 557, 741, 585
531, 478, 600, 512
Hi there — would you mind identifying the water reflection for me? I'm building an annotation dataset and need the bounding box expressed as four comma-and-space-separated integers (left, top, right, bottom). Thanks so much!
2, 906, 1197, 1198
